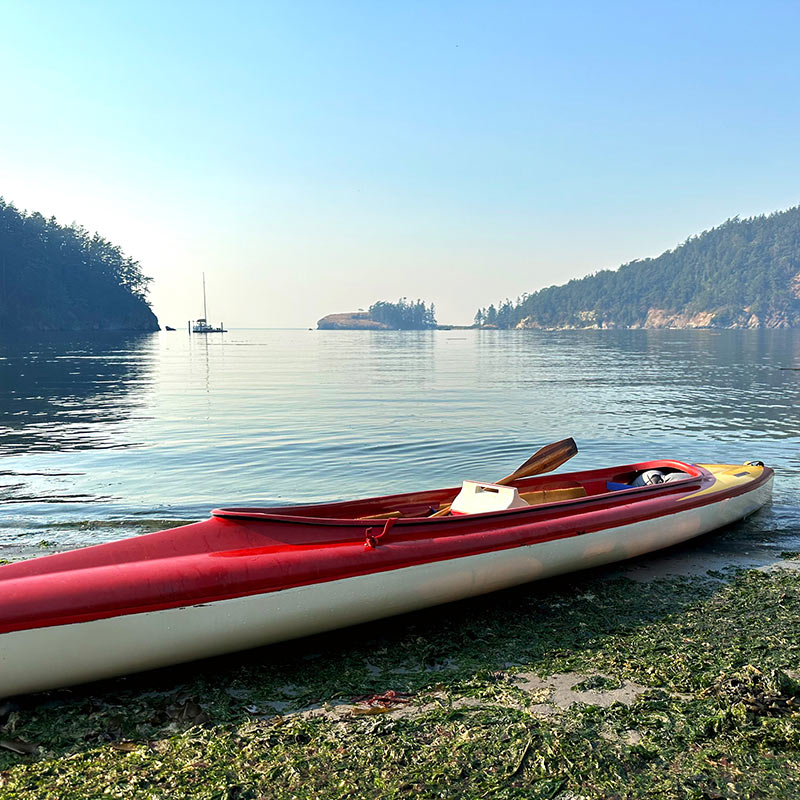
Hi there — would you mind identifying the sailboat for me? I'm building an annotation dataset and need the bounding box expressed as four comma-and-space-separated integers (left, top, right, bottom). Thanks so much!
191, 273, 226, 333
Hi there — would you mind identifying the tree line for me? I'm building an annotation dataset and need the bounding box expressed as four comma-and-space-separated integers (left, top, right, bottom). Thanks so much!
369, 298, 437, 329
0, 197, 158, 331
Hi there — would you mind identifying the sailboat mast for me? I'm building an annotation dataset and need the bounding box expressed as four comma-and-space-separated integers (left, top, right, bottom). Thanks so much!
202, 272, 208, 320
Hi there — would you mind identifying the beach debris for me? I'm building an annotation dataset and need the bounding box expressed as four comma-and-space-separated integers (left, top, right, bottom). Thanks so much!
706, 665, 799, 716
0, 739, 38, 756
0, 702, 19, 726
164, 698, 209, 726
109, 741, 139, 752
351, 690, 412, 708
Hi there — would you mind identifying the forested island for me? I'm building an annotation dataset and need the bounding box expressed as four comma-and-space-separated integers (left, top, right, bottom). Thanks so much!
475, 206, 800, 329
0, 198, 159, 331
318, 298, 437, 330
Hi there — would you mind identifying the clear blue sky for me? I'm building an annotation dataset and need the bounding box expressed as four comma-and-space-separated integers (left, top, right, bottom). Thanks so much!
1, 0, 799, 326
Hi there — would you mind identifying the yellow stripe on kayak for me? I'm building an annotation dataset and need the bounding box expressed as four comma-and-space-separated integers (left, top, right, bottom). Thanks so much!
679, 463, 764, 501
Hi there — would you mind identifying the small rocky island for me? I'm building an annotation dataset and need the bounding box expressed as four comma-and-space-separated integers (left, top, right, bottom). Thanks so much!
0, 197, 159, 332
318, 299, 437, 330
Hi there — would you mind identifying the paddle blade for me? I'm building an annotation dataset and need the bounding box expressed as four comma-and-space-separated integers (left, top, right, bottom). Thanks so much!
497, 437, 578, 485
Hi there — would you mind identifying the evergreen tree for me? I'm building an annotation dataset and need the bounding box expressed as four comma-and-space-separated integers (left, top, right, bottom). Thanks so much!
0, 197, 158, 331
368, 298, 437, 329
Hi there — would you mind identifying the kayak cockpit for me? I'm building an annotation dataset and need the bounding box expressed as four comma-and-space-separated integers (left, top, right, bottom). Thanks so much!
212, 460, 705, 524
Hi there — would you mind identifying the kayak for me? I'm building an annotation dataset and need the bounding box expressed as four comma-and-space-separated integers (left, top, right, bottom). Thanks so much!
0, 458, 772, 697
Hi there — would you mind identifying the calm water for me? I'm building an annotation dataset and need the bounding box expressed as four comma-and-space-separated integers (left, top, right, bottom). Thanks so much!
1, 329, 798, 562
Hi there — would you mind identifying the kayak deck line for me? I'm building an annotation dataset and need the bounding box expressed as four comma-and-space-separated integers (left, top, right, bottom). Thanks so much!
211, 460, 707, 525
0, 458, 773, 697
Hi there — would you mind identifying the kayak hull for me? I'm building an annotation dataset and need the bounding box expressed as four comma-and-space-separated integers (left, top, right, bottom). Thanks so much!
0, 462, 772, 697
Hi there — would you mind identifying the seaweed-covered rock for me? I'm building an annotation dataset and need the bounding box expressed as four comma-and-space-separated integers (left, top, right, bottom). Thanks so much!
705, 665, 800, 717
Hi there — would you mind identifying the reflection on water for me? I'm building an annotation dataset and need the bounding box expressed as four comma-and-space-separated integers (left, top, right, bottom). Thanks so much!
0, 329, 798, 559
0, 332, 158, 454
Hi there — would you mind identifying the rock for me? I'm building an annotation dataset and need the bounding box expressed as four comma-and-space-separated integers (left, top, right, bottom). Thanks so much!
316, 312, 390, 330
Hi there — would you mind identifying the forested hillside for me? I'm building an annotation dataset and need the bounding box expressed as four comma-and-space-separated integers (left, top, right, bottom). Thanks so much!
0, 198, 159, 331
476, 207, 800, 329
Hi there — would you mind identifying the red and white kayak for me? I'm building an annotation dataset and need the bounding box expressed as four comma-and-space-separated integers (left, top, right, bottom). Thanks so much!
0, 459, 772, 697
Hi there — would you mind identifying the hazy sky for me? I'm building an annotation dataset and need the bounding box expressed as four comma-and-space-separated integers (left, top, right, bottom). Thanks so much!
1, 1, 799, 327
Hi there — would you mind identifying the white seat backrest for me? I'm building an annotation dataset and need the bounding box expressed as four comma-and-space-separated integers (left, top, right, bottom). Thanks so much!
450, 481, 530, 515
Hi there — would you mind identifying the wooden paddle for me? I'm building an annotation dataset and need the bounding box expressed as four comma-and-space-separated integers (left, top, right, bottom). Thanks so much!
429, 437, 578, 517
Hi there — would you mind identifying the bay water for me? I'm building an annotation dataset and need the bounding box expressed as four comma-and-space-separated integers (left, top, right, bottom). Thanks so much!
1, 329, 798, 566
